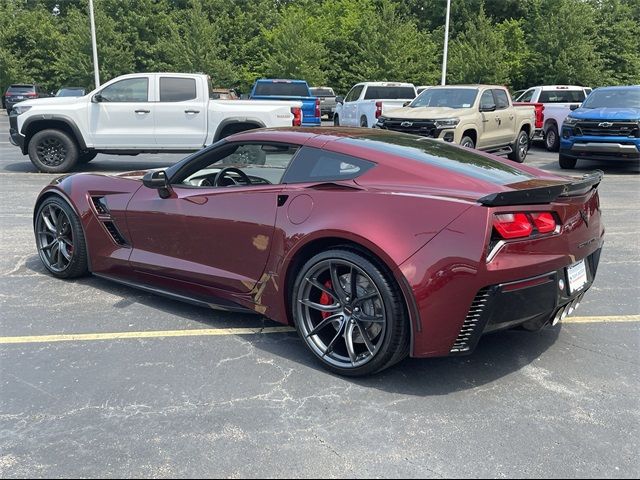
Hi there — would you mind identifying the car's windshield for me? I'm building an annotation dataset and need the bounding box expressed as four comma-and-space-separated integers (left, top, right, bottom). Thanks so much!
410, 88, 478, 108
253, 82, 309, 97
310, 88, 334, 97
363, 86, 415, 100
56, 88, 84, 97
581, 88, 640, 109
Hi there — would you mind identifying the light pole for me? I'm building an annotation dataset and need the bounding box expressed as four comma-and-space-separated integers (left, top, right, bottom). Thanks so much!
441, 0, 451, 85
89, 0, 100, 88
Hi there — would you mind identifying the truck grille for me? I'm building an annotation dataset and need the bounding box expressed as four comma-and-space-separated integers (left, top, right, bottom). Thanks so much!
575, 121, 640, 138
380, 119, 437, 137
450, 287, 491, 354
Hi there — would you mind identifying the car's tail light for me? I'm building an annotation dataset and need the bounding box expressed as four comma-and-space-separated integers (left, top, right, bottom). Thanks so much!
24, 92, 37, 97
291, 107, 302, 127
315, 97, 320, 119
530, 212, 556, 233
375, 101, 383, 118
536, 104, 545, 129
493, 211, 558, 239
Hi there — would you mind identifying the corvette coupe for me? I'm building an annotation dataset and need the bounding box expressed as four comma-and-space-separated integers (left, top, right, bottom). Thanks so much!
34, 128, 604, 376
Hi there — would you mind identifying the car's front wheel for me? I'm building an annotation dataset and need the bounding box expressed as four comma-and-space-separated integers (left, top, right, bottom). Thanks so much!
34, 196, 89, 278
28, 129, 79, 173
292, 249, 409, 376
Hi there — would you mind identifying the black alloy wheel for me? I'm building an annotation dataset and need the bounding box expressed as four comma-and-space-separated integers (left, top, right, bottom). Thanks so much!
35, 197, 89, 278
293, 249, 409, 376
28, 129, 79, 173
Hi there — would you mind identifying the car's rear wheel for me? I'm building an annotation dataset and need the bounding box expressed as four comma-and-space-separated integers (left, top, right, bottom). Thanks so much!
508, 129, 529, 163
545, 125, 560, 152
292, 249, 409, 376
34, 196, 89, 278
559, 153, 577, 169
28, 129, 79, 173
360, 116, 368, 128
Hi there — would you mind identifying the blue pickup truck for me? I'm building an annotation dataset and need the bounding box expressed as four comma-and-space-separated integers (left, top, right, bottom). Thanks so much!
559, 85, 640, 169
250, 79, 321, 126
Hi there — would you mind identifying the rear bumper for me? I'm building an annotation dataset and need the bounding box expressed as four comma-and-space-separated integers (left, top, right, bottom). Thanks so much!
450, 248, 601, 354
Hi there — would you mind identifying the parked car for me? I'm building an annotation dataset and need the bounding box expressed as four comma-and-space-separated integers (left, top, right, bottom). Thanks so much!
417, 85, 430, 95
32, 127, 604, 375
334, 82, 417, 128
376, 85, 536, 163
210, 88, 238, 100
511, 89, 526, 101
559, 85, 640, 169
515, 85, 592, 151
3, 84, 50, 113
249, 79, 321, 126
9, 73, 303, 173
55, 86, 86, 97
310, 86, 337, 119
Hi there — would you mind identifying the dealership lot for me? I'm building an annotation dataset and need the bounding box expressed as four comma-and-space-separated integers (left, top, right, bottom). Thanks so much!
1, 111, 638, 477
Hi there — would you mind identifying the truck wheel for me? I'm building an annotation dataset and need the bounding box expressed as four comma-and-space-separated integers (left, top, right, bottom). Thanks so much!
333, 114, 340, 126
360, 116, 368, 128
559, 154, 577, 169
328, 112, 334, 121
78, 151, 98, 164
460, 136, 475, 149
508, 130, 529, 163
545, 125, 560, 152
28, 129, 79, 173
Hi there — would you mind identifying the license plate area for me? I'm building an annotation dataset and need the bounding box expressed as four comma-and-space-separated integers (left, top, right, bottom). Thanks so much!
567, 260, 588, 294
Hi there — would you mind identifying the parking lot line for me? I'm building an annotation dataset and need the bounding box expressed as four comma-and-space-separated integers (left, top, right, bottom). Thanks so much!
0, 316, 637, 345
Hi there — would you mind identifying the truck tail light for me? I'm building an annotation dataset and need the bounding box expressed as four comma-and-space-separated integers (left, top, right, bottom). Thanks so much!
536, 104, 545, 129
375, 101, 383, 118
492, 212, 558, 239
315, 97, 320, 119
291, 107, 302, 127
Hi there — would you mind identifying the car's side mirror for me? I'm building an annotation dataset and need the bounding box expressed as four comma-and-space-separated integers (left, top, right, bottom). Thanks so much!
92, 93, 104, 103
570, 104, 579, 111
480, 104, 496, 112
336, 96, 344, 104
143, 170, 173, 198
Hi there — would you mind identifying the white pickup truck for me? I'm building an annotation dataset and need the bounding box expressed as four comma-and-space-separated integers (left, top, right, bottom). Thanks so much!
515, 85, 592, 151
8, 73, 303, 173
334, 82, 417, 128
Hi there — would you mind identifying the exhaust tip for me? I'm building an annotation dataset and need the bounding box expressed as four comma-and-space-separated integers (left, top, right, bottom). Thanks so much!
552, 307, 565, 326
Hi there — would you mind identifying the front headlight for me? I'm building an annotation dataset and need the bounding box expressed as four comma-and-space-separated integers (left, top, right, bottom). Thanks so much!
563, 116, 579, 126
435, 118, 460, 128
12, 105, 32, 115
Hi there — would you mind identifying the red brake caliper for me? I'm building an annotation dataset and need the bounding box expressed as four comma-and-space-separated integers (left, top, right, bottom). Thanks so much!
319, 280, 333, 319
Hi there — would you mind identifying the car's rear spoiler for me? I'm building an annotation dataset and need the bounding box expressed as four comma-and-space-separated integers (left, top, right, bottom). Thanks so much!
478, 170, 603, 207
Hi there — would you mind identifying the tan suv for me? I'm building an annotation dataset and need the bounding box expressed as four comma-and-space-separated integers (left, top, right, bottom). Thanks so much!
376, 85, 536, 163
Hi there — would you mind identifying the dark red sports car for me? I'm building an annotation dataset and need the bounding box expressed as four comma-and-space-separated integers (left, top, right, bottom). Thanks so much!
34, 128, 604, 375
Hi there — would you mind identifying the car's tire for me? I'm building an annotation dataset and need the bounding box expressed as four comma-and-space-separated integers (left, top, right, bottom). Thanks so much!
559, 153, 577, 169
544, 125, 560, 152
360, 116, 368, 128
460, 136, 475, 149
28, 129, 79, 173
292, 248, 410, 376
333, 114, 340, 126
34, 196, 89, 279
508, 129, 529, 163
78, 151, 98, 164
328, 112, 334, 121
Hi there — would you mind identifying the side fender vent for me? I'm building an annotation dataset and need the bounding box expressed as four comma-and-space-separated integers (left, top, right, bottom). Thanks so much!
91, 196, 109, 215
103, 221, 128, 246
450, 287, 492, 354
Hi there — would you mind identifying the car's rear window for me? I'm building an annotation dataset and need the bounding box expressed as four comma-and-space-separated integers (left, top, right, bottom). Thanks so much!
338, 133, 533, 186
539, 90, 586, 103
254, 82, 310, 97
310, 88, 335, 97
7, 85, 35, 93
364, 86, 415, 100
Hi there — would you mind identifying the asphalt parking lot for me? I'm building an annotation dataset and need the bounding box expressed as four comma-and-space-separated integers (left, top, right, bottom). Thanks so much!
0, 111, 638, 478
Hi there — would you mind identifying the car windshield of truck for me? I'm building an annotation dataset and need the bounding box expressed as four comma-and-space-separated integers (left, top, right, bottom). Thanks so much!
56, 88, 84, 97
364, 86, 416, 100
581, 88, 640, 109
539, 90, 586, 103
254, 82, 309, 97
310, 88, 334, 97
410, 88, 478, 108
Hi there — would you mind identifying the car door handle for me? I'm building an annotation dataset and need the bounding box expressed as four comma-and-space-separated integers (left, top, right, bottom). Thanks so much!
135, 109, 150, 114
184, 109, 200, 114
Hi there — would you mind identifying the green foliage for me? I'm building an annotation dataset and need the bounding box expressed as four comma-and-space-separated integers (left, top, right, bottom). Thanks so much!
0, 0, 638, 96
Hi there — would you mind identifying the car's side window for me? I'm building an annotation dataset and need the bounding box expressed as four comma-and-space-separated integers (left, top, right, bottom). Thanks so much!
282, 147, 375, 184
493, 89, 510, 110
479, 90, 496, 110
172, 142, 300, 188
100, 78, 149, 102
159, 77, 197, 102
345, 85, 363, 102
518, 89, 535, 103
